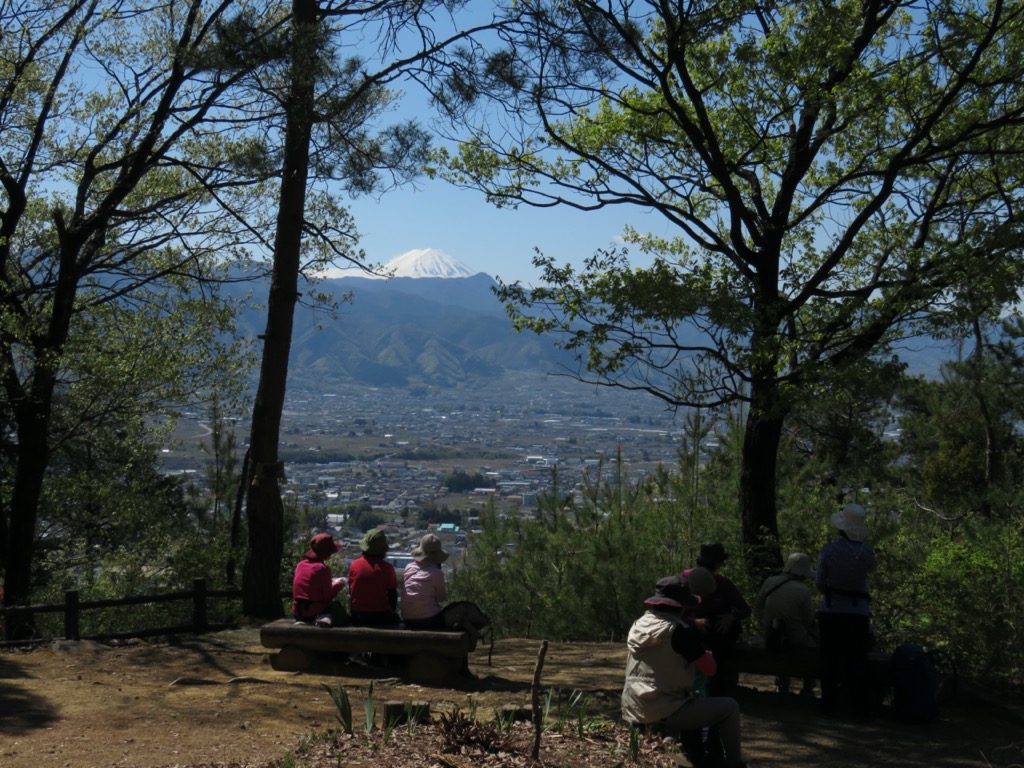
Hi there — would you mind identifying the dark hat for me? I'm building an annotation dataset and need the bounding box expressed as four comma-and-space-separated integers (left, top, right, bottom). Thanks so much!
644, 574, 699, 609
698, 542, 729, 565
305, 532, 341, 561
360, 528, 389, 557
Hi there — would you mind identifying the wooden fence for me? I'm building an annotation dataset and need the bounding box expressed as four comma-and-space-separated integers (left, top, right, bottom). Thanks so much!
0, 578, 289, 647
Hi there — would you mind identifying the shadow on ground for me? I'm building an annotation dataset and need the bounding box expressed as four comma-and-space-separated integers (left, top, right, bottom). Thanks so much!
0, 655, 58, 735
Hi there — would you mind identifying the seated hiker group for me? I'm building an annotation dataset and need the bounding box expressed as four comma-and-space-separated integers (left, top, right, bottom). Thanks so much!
291, 503, 875, 767
291, 528, 452, 631
622, 502, 875, 768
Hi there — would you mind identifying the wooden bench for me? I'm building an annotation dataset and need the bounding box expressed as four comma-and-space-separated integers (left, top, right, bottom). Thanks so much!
730, 643, 893, 694
259, 619, 477, 686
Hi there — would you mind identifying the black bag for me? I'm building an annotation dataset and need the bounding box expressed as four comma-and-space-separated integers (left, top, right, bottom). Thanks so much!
681, 723, 726, 768
765, 616, 791, 653
891, 643, 939, 723
442, 600, 491, 633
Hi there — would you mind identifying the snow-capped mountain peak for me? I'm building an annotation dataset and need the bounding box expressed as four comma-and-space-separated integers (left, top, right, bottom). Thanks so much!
384, 248, 477, 279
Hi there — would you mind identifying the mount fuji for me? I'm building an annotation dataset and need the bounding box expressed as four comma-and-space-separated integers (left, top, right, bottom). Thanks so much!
234, 247, 577, 388
380, 248, 479, 279
333, 248, 481, 280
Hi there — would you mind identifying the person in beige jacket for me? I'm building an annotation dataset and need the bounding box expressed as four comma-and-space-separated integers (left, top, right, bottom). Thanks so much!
621, 575, 747, 768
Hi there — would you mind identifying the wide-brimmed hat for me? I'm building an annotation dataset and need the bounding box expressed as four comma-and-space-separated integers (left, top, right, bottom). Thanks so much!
783, 552, 814, 579
305, 532, 341, 561
697, 542, 729, 565
360, 528, 389, 557
682, 566, 717, 598
831, 503, 869, 542
412, 533, 449, 565
644, 574, 698, 610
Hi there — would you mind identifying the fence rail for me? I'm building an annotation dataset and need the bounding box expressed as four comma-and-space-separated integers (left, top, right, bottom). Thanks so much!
0, 578, 289, 647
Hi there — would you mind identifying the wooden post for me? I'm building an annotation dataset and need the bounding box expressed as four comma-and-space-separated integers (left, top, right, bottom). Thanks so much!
65, 590, 80, 641
531, 639, 549, 760
383, 701, 407, 726
192, 578, 208, 633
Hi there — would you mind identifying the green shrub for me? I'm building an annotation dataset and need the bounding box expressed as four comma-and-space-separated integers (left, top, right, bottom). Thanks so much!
450, 451, 743, 641
452, 447, 1024, 685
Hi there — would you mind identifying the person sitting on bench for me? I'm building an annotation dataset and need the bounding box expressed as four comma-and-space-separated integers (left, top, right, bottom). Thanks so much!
348, 528, 400, 626
291, 533, 348, 628
401, 534, 450, 630
622, 575, 748, 768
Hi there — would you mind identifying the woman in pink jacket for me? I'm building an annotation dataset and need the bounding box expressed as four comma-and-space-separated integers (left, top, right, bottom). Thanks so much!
400, 534, 450, 630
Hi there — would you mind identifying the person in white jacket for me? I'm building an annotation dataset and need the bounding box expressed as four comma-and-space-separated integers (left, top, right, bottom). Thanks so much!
621, 575, 746, 768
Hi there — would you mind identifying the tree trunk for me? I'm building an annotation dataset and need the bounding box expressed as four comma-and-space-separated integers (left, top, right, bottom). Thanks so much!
3, 253, 78, 638
240, 0, 318, 619
738, 380, 785, 579
3, 417, 49, 639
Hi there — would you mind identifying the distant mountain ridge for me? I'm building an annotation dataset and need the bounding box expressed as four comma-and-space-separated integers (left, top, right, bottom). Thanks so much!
237, 249, 952, 390
234, 250, 575, 389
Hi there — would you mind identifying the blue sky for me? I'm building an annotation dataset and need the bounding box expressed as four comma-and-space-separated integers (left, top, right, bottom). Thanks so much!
341, 174, 668, 285
329, 8, 677, 285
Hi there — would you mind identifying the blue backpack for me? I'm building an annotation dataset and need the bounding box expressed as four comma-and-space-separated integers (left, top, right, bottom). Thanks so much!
891, 643, 939, 723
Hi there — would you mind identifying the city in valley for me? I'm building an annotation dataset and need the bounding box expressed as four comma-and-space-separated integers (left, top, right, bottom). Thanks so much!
162, 373, 708, 565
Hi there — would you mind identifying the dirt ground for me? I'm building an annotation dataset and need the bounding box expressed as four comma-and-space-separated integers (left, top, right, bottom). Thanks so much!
1, 626, 1022, 768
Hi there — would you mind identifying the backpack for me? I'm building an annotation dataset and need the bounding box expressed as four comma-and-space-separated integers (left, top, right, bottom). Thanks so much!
891, 643, 939, 723
442, 600, 491, 633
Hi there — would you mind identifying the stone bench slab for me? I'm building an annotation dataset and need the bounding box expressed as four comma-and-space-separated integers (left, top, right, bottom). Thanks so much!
259, 619, 476, 686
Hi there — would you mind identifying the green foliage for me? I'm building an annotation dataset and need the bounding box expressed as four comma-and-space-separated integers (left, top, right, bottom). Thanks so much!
437, 707, 513, 755
493, 707, 517, 736
871, 506, 1024, 683
539, 688, 604, 738
20, 426, 251, 638
406, 702, 427, 734
348, 509, 387, 533
437, 0, 1024, 561
320, 682, 354, 735
34, 428, 211, 588
450, 450, 744, 641
0, 0, 269, 620
442, 470, 491, 493
452, 404, 1024, 684
363, 681, 376, 734
418, 505, 463, 527
895, 331, 1024, 517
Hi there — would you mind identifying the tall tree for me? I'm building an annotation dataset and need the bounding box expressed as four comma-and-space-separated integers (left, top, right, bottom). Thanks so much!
238, 0, 506, 618
435, 0, 1024, 568
0, 0, 275, 636
239, 0, 319, 620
